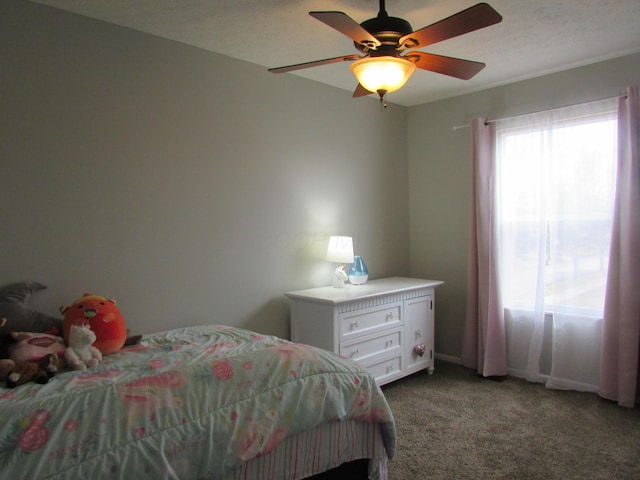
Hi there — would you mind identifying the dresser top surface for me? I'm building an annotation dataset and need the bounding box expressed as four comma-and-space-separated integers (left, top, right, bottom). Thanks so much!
285, 277, 444, 304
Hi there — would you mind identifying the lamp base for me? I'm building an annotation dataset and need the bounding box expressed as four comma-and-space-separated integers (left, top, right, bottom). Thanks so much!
332, 266, 348, 288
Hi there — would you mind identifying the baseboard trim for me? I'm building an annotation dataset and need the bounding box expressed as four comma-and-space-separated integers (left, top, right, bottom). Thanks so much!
434, 353, 462, 365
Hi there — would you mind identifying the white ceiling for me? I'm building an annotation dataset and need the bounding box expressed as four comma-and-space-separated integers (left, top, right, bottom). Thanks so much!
30, 0, 640, 107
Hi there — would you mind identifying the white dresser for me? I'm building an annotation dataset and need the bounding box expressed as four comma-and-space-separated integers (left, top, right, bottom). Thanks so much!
285, 277, 444, 386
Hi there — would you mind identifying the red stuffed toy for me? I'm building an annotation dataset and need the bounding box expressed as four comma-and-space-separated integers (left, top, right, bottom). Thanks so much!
60, 294, 127, 355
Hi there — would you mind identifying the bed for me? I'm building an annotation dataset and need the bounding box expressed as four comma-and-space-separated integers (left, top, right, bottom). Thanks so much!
0, 324, 396, 479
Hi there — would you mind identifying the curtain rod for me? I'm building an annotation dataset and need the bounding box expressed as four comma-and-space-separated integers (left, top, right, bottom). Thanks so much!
452, 93, 627, 131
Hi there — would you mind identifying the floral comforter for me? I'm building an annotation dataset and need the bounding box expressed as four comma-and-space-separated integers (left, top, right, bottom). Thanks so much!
0, 325, 395, 479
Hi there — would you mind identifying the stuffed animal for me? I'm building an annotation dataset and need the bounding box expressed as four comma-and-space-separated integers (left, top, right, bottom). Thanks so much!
8, 331, 66, 364
64, 324, 102, 370
0, 282, 64, 359
0, 358, 15, 382
1, 326, 66, 387
2, 354, 61, 388
60, 293, 127, 355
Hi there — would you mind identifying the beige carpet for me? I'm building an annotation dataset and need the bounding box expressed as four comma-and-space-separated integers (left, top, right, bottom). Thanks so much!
381, 361, 640, 480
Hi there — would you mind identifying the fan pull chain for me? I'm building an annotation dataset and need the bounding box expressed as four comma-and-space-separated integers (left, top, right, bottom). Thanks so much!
377, 89, 388, 110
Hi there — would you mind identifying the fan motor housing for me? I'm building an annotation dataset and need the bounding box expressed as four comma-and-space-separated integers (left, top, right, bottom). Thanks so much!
355, 15, 413, 51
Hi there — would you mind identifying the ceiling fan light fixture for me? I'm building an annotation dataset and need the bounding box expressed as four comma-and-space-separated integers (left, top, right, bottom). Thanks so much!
350, 56, 416, 94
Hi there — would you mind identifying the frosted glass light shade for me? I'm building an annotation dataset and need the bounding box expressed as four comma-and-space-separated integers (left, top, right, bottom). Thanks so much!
350, 57, 417, 94
326, 236, 354, 264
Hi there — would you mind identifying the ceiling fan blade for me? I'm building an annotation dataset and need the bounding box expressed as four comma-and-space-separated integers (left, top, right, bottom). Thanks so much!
407, 51, 485, 80
399, 3, 502, 50
310, 11, 381, 49
269, 54, 361, 74
353, 83, 373, 97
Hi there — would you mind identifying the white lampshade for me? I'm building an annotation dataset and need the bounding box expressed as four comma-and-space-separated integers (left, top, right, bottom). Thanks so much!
326, 236, 354, 264
350, 56, 417, 94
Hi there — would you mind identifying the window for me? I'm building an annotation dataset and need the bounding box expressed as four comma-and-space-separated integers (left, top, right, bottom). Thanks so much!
495, 104, 617, 315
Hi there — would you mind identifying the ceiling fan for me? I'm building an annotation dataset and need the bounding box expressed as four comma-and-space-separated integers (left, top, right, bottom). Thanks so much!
269, 1, 502, 101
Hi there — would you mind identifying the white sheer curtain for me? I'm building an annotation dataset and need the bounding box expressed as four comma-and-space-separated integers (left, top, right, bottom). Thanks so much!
496, 99, 618, 389
483, 99, 618, 389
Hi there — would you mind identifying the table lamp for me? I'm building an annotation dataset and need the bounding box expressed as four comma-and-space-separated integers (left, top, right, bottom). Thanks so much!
326, 236, 354, 288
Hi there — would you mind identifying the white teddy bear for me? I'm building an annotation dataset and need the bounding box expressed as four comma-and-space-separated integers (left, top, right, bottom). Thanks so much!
65, 324, 102, 370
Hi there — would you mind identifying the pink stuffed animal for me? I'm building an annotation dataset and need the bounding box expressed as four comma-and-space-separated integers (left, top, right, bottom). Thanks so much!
64, 325, 102, 370
9, 331, 66, 363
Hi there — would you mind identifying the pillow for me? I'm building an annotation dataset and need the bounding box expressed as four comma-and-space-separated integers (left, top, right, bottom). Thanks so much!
0, 282, 64, 358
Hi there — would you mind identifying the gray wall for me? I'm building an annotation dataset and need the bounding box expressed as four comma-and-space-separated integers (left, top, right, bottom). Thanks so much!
408, 52, 640, 360
1, 1, 409, 338
3, 1, 638, 357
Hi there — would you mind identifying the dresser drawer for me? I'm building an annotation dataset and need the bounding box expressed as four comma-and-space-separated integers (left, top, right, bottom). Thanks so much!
340, 303, 402, 340
364, 354, 403, 385
340, 328, 402, 364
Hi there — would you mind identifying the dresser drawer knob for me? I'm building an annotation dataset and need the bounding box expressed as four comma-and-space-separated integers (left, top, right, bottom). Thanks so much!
352, 321, 359, 330
385, 340, 393, 348
350, 348, 359, 357
386, 364, 393, 373
386, 312, 394, 321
